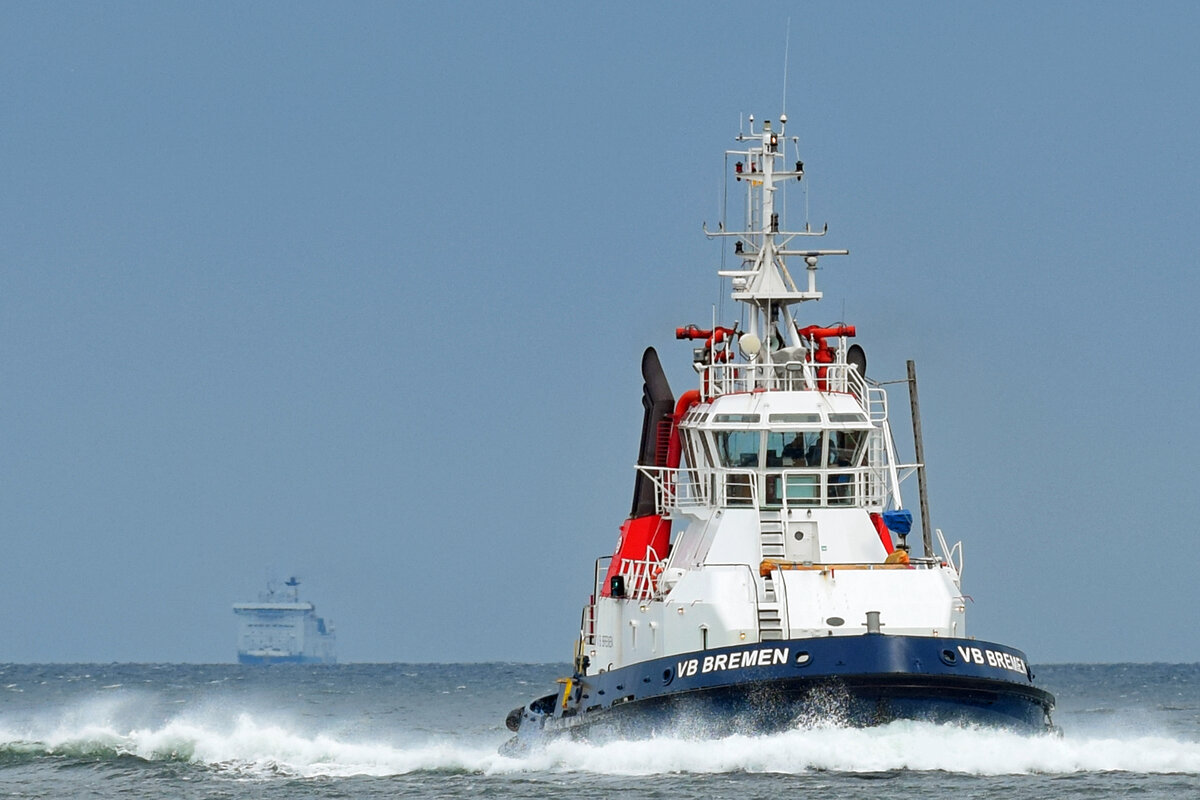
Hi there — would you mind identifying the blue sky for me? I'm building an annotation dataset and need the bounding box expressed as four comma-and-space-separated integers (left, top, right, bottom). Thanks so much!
2, 1, 1198, 663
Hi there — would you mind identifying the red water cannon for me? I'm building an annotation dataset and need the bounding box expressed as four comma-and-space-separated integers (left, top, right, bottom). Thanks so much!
796, 324, 856, 363
676, 325, 737, 342
675, 324, 710, 340
676, 325, 738, 363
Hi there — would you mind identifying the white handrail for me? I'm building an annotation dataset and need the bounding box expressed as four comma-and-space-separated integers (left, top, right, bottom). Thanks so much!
636, 465, 886, 514
698, 361, 879, 401
618, 548, 667, 601
935, 527, 964, 579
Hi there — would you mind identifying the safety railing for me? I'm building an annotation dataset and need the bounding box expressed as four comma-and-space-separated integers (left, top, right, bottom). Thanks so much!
865, 384, 888, 423
592, 555, 613, 607
635, 466, 713, 511
618, 549, 667, 601
592, 551, 668, 605
760, 558, 943, 574
580, 601, 596, 647
698, 360, 872, 401
634, 466, 763, 510
936, 527, 964, 580
636, 465, 887, 514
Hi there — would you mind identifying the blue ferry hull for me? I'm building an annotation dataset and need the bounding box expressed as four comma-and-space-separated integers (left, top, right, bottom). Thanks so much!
506, 634, 1054, 748
237, 653, 334, 665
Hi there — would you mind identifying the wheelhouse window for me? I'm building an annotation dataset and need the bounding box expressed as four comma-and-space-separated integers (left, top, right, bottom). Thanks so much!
768, 413, 822, 424
700, 415, 874, 508
828, 429, 868, 467
682, 429, 712, 469
766, 430, 824, 468
679, 430, 696, 469
714, 430, 760, 468
827, 428, 869, 506
697, 432, 716, 468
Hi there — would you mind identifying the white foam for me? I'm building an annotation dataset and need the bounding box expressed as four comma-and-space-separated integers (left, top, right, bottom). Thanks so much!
4, 711, 1200, 778
498, 723, 1200, 777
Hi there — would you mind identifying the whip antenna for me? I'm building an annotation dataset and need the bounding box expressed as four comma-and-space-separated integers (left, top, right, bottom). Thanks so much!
781, 18, 791, 117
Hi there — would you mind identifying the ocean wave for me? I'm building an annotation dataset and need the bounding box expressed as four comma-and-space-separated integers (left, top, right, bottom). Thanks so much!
2, 717, 1200, 778
510, 723, 1200, 776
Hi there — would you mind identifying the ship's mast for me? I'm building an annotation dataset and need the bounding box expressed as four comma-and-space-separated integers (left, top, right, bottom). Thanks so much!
706, 114, 848, 362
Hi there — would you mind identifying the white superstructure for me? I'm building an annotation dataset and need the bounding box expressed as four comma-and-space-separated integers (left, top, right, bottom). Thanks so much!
583, 114, 963, 675
233, 577, 337, 664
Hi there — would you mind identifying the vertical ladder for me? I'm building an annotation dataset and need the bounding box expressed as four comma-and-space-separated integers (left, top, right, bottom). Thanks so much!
757, 510, 785, 641
867, 427, 887, 506
759, 509, 786, 559
654, 419, 673, 466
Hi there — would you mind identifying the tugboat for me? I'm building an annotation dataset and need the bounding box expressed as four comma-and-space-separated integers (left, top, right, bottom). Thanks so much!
504, 114, 1055, 750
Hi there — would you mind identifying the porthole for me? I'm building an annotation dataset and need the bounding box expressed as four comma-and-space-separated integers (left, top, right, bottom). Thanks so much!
825, 617, 844, 627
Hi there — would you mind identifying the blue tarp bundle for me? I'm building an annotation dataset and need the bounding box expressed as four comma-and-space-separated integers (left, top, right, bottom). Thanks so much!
882, 509, 913, 534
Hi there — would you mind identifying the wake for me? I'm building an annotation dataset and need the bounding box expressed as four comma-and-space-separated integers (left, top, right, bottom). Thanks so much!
2, 715, 1200, 778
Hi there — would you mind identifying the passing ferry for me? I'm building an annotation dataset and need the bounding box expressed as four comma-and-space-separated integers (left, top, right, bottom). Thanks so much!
233, 577, 336, 665
503, 113, 1054, 749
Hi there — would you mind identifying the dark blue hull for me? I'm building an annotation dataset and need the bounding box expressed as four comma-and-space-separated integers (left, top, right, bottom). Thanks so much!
505, 634, 1055, 749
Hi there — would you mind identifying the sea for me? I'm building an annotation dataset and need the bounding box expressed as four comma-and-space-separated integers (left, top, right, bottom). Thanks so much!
1, 662, 1197, 799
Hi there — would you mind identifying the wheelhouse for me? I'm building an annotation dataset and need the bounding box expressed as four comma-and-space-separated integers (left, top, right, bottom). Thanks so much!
677, 400, 882, 511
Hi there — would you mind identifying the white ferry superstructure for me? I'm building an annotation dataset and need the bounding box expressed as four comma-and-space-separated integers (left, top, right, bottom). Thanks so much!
233, 577, 336, 665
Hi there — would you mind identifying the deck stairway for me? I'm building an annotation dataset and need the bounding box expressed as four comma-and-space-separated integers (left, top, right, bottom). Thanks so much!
757, 510, 786, 641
